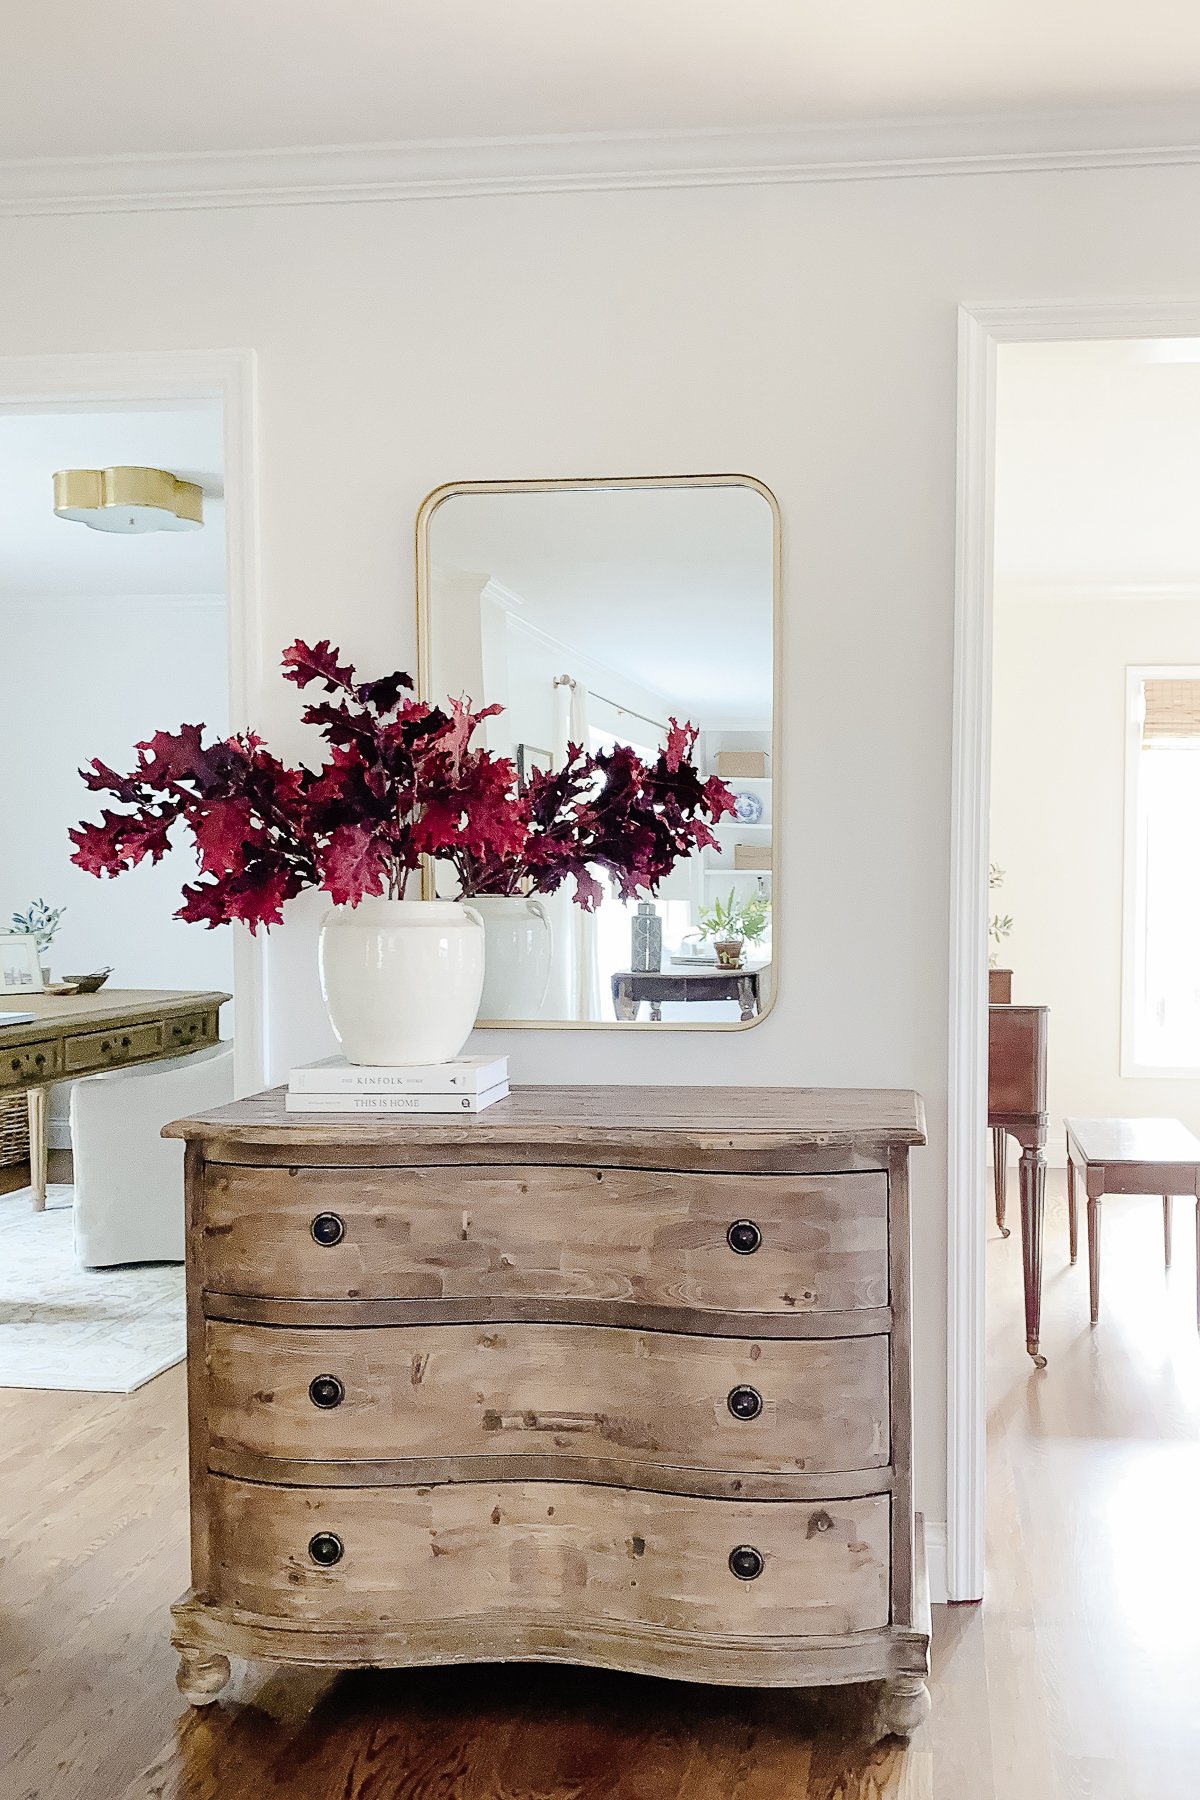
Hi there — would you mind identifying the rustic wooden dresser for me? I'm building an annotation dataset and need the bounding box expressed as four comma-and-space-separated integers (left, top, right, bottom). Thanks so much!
165, 1085, 930, 1739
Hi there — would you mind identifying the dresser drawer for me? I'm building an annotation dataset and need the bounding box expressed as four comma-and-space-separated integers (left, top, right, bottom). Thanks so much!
64, 1020, 163, 1073
201, 1164, 888, 1315
206, 1475, 891, 1636
0, 1039, 61, 1087
205, 1321, 890, 1478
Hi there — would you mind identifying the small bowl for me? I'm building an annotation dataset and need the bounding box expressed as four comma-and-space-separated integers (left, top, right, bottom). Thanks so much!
63, 969, 112, 994
45, 982, 80, 996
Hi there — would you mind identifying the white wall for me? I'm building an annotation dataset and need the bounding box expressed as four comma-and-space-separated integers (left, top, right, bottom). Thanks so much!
0, 592, 234, 1134
8, 162, 1200, 1548
991, 591, 1200, 1151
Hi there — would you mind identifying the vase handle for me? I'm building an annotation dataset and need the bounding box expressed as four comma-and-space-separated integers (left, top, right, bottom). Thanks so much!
526, 897, 550, 931
462, 904, 484, 932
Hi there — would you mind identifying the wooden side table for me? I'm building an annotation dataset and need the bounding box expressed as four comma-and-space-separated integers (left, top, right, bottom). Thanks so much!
989, 1004, 1050, 1365
1064, 1117, 1200, 1327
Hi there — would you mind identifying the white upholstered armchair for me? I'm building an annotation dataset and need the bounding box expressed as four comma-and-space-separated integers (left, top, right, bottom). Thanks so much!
70, 1042, 235, 1268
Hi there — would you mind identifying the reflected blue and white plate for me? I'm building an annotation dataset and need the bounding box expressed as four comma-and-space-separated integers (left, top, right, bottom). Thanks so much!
731, 791, 764, 823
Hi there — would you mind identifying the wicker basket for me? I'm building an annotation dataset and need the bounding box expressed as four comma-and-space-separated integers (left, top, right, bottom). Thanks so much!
1, 1092, 30, 1168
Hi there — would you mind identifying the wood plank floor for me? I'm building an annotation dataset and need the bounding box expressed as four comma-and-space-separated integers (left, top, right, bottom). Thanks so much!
3, 1170, 1200, 1797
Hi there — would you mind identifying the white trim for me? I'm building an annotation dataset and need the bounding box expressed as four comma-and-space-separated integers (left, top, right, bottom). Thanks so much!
949, 298, 1200, 1605
1120, 662, 1200, 1079
0, 351, 265, 1097
15, 592, 226, 607
3, 102, 1200, 216
924, 1519, 948, 1607
947, 306, 995, 1606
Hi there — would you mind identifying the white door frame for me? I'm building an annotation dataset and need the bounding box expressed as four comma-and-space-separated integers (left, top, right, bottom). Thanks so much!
0, 349, 265, 1095
947, 298, 1200, 1601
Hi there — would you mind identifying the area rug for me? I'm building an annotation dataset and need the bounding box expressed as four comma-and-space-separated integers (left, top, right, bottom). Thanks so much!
0, 1186, 185, 1393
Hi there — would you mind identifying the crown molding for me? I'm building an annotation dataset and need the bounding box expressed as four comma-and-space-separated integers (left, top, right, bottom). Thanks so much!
2, 101, 1200, 217
14, 589, 226, 606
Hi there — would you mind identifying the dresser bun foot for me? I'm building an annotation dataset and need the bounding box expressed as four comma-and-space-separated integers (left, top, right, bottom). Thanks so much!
874, 1674, 930, 1741
176, 1647, 231, 1707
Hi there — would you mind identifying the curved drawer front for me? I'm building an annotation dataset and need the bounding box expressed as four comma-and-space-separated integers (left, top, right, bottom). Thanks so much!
201, 1164, 888, 1315
206, 1475, 891, 1637
205, 1321, 890, 1477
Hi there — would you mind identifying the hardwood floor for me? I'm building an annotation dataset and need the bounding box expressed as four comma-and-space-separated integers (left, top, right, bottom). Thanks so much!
3, 1170, 1200, 1796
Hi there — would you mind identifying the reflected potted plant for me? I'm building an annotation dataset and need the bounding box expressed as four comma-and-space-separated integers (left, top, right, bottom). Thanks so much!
10, 898, 65, 986
441, 724, 734, 1018
699, 888, 771, 971
989, 862, 1014, 1003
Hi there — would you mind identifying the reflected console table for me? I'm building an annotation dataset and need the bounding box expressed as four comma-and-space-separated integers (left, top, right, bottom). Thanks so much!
611, 965, 765, 1021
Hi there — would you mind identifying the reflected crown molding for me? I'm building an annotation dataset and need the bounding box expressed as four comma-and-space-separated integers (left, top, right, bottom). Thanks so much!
2, 101, 1200, 217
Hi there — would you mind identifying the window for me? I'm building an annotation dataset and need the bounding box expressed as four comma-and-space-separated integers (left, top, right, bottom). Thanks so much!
1123, 668, 1200, 1074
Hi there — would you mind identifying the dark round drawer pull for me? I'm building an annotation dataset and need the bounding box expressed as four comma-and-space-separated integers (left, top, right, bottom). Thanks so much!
121, 1036, 131, 1049
10, 1058, 19, 1072
309, 1374, 345, 1409
727, 1384, 763, 1421
308, 1531, 344, 1566
101, 1040, 110, 1052
726, 1219, 762, 1255
728, 1544, 764, 1581
310, 1212, 346, 1247
34, 1053, 45, 1066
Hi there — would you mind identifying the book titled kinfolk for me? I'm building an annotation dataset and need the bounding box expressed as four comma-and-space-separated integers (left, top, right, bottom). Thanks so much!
287, 1054, 508, 1096
285, 1082, 509, 1115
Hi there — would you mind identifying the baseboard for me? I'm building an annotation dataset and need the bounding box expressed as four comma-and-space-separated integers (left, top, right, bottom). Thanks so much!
924, 1519, 948, 1605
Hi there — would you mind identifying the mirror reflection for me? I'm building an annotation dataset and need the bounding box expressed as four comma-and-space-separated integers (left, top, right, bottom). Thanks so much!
420, 478, 777, 1027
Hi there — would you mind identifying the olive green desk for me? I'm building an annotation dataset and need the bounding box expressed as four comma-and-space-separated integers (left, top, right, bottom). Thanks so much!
0, 989, 229, 1209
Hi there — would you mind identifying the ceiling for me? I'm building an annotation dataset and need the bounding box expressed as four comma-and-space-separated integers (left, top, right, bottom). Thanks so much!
430, 484, 774, 725
2, 3, 1200, 161
994, 339, 1200, 594
0, 405, 226, 601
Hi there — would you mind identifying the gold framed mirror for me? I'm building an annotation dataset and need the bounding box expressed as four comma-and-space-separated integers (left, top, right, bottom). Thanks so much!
416, 474, 781, 1030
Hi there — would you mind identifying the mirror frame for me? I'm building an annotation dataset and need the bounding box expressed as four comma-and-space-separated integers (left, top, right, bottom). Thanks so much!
414, 472, 782, 1031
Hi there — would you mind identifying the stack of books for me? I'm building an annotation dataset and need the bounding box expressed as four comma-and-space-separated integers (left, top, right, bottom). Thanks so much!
286, 1054, 509, 1114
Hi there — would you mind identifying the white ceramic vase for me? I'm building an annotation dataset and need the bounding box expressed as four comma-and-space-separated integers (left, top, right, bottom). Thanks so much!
469, 894, 553, 1021
318, 897, 485, 1066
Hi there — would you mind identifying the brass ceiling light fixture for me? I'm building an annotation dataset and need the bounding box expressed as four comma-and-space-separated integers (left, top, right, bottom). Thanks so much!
52, 465, 204, 534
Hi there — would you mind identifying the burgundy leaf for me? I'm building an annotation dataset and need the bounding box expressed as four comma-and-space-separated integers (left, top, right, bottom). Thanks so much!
78, 757, 143, 803
191, 799, 257, 877
320, 823, 389, 907
281, 639, 356, 694
356, 671, 413, 713
135, 724, 225, 792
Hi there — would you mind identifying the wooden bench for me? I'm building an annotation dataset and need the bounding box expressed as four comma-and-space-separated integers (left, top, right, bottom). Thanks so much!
1064, 1117, 1200, 1327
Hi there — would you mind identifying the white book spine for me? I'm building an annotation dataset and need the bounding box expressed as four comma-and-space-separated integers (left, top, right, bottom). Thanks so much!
285, 1084, 509, 1115
288, 1059, 507, 1096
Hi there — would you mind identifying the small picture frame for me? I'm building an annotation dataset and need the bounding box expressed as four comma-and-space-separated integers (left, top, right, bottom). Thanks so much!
516, 743, 553, 791
0, 934, 43, 993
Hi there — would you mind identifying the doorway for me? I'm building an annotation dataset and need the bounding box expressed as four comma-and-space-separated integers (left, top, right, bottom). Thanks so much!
948, 302, 1200, 1601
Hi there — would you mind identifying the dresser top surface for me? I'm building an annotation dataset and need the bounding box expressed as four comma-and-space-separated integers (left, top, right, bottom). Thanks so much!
166, 1084, 926, 1154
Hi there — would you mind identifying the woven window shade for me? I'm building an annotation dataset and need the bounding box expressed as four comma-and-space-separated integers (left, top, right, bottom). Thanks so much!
1142, 679, 1200, 742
